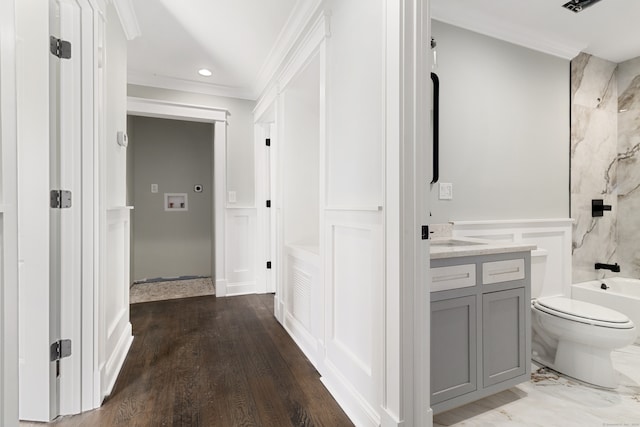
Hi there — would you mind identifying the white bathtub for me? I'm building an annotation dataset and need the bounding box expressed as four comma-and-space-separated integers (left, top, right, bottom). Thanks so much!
572, 277, 640, 344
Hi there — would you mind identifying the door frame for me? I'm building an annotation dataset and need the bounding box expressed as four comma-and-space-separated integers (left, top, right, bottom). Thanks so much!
253, 121, 277, 295
0, 0, 19, 424
126, 97, 229, 294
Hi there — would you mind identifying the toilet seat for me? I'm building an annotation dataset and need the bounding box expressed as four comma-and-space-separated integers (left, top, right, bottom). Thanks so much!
533, 296, 634, 329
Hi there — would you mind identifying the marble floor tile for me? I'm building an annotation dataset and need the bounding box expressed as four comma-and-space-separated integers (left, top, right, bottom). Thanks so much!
434, 344, 640, 427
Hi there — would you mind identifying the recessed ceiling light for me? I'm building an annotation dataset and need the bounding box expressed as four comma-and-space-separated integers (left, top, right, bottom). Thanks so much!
198, 68, 212, 77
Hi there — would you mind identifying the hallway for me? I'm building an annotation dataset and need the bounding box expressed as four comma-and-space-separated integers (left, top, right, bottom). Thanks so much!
26, 294, 352, 426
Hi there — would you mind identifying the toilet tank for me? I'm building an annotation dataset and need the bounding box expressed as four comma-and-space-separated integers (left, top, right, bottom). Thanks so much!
531, 246, 569, 299
531, 248, 548, 299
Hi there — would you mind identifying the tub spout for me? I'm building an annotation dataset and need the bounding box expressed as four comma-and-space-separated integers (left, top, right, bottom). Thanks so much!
595, 262, 620, 273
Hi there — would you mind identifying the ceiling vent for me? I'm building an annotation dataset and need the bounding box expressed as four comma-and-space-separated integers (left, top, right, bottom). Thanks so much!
562, 0, 603, 13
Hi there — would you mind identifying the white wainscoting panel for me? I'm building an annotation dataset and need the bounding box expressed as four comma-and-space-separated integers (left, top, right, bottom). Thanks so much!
322, 210, 383, 427
452, 219, 573, 298
224, 208, 256, 296
291, 264, 312, 330
283, 246, 321, 366
100, 207, 133, 401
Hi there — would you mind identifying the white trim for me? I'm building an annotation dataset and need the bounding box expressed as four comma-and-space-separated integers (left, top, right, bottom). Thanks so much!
223, 281, 257, 297
253, 0, 325, 99
253, 84, 278, 123
325, 206, 383, 212
431, 9, 583, 60
452, 218, 576, 227
99, 323, 133, 399
276, 11, 331, 94
127, 99, 230, 297
1, 0, 19, 423
127, 97, 228, 123
128, 71, 255, 101
213, 122, 227, 296
320, 362, 381, 427
111, 0, 140, 40
383, 0, 431, 425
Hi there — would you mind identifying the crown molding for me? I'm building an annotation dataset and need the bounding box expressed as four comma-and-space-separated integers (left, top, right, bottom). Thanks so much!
253, 0, 325, 98
432, 7, 585, 60
128, 70, 256, 101
112, 0, 141, 40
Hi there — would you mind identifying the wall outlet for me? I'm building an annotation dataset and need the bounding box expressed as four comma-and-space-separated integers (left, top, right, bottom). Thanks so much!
151, 184, 158, 193
439, 182, 453, 200
228, 191, 237, 203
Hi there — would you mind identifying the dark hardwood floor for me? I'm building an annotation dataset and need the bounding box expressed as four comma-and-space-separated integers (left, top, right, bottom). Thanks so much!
41, 294, 353, 427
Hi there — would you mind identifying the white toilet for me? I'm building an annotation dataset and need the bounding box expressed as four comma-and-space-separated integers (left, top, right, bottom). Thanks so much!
530, 251, 637, 388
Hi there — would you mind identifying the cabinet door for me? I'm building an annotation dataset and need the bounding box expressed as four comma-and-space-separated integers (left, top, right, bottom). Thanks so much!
431, 295, 477, 405
482, 288, 526, 387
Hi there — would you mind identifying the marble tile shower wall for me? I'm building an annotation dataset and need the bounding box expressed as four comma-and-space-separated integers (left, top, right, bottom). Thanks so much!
571, 53, 618, 283
616, 57, 640, 279
571, 53, 640, 282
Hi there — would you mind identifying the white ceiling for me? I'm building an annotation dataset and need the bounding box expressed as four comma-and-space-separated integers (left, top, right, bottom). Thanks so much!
127, 0, 640, 100
431, 0, 640, 63
127, 0, 298, 100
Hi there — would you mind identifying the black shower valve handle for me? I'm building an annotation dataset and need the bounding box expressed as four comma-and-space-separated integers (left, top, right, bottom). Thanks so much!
592, 199, 612, 217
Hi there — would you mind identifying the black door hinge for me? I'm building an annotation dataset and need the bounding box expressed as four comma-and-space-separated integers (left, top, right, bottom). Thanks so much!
50, 339, 72, 362
50, 190, 72, 208
266, 200, 271, 208
266, 261, 272, 269
50, 36, 72, 59
266, 138, 271, 147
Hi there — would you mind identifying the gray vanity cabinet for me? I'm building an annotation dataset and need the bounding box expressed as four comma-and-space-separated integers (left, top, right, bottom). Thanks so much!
431, 295, 477, 405
482, 287, 526, 387
430, 251, 531, 414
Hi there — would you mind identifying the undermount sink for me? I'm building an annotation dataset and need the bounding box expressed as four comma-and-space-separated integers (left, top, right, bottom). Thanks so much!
430, 239, 487, 247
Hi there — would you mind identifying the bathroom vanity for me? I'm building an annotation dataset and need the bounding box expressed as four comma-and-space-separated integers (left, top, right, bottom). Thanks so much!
430, 238, 535, 414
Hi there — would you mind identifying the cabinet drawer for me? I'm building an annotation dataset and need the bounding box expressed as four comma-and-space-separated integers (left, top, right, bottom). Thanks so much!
482, 258, 524, 285
432, 264, 476, 292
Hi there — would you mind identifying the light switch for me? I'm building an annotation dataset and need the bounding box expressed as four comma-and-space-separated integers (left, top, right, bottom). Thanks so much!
439, 182, 453, 200
228, 191, 237, 203
151, 184, 158, 193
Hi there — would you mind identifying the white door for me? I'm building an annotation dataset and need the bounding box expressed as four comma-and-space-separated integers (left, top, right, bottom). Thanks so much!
18, 0, 89, 421
49, 0, 83, 417
0, 0, 19, 424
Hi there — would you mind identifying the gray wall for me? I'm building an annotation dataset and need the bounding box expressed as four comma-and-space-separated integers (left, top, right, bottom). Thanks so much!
129, 116, 213, 281
127, 84, 255, 206
430, 21, 570, 223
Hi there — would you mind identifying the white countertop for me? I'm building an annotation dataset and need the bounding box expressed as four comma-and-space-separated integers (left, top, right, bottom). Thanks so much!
430, 237, 536, 260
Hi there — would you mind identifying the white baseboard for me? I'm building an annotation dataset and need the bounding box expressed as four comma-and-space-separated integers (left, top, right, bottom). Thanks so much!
215, 278, 227, 296
425, 407, 434, 427
100, 322, 133, 402
283, 312, 319, 368
380, 407, 403, 427
320, 360, 380, 427
378, 399, 433, 427
223, 281, 256, 297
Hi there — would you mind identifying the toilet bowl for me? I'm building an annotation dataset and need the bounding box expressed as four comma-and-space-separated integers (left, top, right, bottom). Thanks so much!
531, 296, 637, 388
